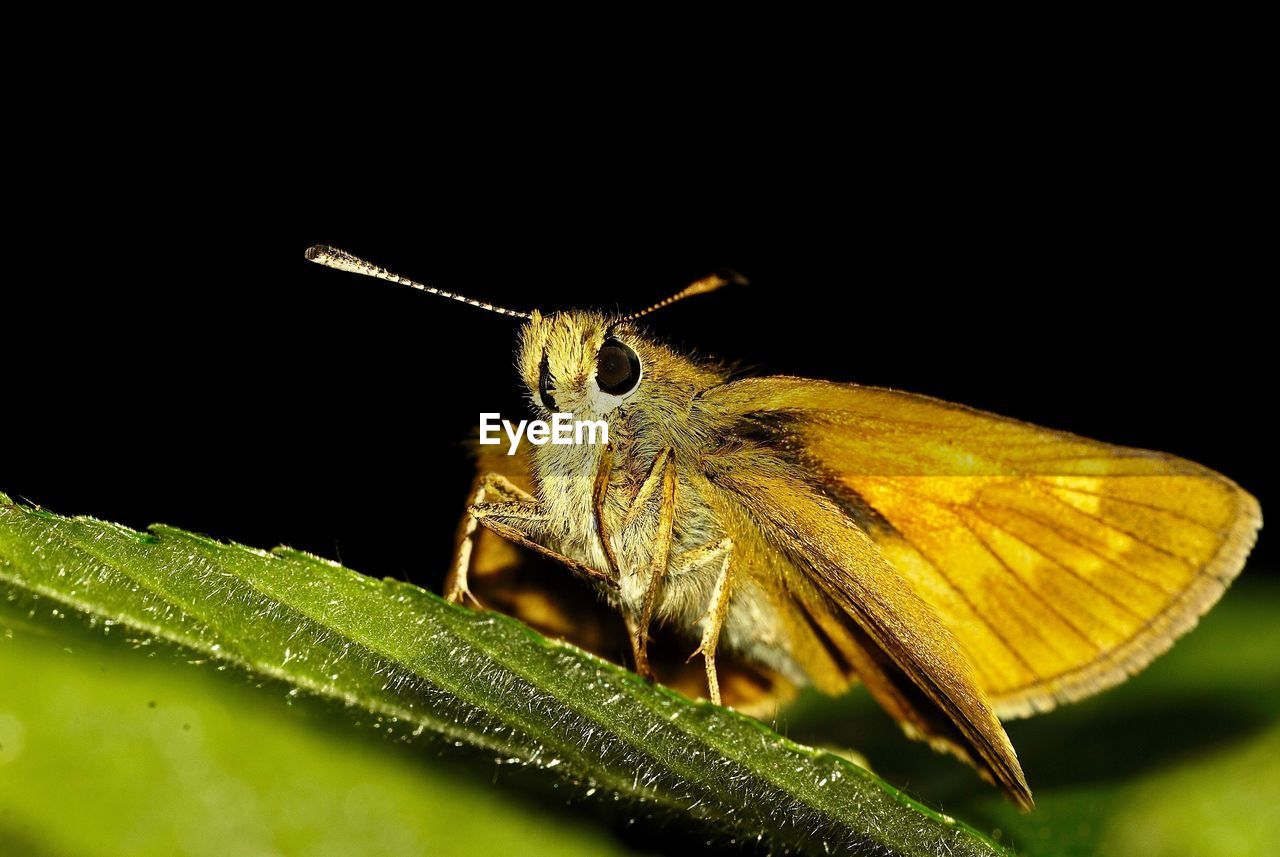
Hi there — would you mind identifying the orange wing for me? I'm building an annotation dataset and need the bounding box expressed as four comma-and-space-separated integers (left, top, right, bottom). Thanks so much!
705, 377, 1261, 719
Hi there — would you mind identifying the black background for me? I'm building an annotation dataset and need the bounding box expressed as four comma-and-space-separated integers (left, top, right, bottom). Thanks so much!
4, 124, 1272, 584
0, 49, 1271, 857
3, 105, 1274, 855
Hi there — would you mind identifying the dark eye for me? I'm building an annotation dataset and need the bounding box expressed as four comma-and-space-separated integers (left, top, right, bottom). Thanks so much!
538, 351, 557, 410
595, 338, 642, 396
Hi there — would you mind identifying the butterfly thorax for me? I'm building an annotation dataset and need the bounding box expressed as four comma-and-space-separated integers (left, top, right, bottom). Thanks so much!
519, 313, 721, 599
519, 322, 808, 685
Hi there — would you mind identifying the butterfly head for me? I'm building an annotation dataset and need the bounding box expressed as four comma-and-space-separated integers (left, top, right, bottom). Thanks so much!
517, 311, 647, 418
304, 246, 741, 420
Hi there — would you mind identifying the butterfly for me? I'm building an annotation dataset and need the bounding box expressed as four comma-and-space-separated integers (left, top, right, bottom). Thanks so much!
308, 245, 1261, 808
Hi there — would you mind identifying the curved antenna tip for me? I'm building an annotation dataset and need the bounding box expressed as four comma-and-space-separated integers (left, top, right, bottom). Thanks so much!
621, 268, 744, 322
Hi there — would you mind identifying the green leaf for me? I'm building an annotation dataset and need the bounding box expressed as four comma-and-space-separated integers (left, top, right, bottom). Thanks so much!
783, 577, 1280, 857
0, 493, 1008, 857
0, 587, 640, 857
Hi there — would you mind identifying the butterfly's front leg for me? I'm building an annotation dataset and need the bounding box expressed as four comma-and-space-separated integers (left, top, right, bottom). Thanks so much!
608, 450, 734, 704
446, 472, 532, 606
605, 446, 736, 702
600, 448, 678, 681
448, 472, 616, 605
619, 527, 736, 703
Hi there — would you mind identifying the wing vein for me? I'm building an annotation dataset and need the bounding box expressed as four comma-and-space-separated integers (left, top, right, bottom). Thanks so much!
890, 525, 1042, 683
952, 508, 1102, 655
995, 503, 1178, 595
968, 504, 1148, 627
1029, 483, 1200, 567
1043, 483, 1225, 532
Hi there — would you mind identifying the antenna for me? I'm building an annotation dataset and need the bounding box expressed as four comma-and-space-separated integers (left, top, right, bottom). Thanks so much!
305, 245, 531, 319
621, 269, 747, 322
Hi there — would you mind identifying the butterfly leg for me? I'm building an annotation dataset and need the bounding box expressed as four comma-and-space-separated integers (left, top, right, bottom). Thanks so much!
591, 441, 625, 580
450, 472, 617, 605
681, 539, 735, 705
607, 449, 678, 680
445, 472, 533, 606
623, 614, 656, 681
627, 450, 680, 685
465, 473, 619, 593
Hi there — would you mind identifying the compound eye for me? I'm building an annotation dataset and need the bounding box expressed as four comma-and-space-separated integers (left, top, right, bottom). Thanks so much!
595, 338, 642, 396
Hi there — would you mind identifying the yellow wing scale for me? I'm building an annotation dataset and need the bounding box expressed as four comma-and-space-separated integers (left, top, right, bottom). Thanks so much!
724, 378, 1262, 717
